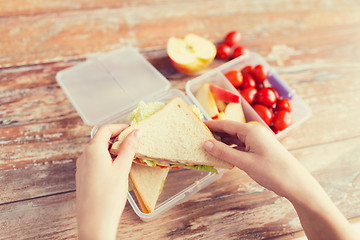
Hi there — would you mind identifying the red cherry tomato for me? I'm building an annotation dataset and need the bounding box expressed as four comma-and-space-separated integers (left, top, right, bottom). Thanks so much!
241, 65, 253, 76
256, 88, 277, 107
252, 65, 268, 83
240, 74, 256, 89
273, 110, 294, 131
275, 98, 293, 112
271, 106, 278, 116
217, 43, 231, 59
240, 87, 257, 105
224, 30, 241, 47
232, 46, 247, 59
225, 70, 243, 88
268, 87, 280, 99
270, 125, 279, 134
256, 82, 265, 90
252, 104, 273, 125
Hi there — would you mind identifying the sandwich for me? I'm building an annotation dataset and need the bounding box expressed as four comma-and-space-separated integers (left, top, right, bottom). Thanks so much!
124, 101, 170, 214
110, 97, 233, 173
128, 163, 169, 213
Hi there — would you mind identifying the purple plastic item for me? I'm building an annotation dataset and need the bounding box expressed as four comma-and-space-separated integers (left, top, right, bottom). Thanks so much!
267, 70, 295, 99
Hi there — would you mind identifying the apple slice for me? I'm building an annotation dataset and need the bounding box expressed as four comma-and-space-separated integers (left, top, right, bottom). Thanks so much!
215, 98, 227, 112
195, 83, 219, 118
209, 84, 240, 103
167, 34, 217, 75
247, 121, 265, 127
224, 103, 246, 123
212, 112, 226, 120
217, 112, 226, 120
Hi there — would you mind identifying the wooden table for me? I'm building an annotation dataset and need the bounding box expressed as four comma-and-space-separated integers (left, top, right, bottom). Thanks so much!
1, 0, 360, 239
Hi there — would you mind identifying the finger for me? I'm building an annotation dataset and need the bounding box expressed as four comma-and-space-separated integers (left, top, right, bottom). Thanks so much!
221, 137, 245, 148
221, 136, 243, 144
212, 132, 230, 139
92, 124, 130, 145
203, 139, 253, 171
113, 129, 142, 172
205, 120, 252, 143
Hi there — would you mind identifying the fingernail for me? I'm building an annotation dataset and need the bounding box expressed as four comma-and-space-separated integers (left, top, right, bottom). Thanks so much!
134, 129, 142, 140
203, 140, 214, 152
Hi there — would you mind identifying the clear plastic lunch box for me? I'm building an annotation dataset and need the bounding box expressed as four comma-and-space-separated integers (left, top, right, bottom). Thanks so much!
186, 51, 312, 140
56, 47, 311, 221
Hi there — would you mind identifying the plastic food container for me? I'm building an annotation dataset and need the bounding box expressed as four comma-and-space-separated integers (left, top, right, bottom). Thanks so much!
56, 47, 310, 221
186, 52, 312, 139
56, 47, 231, 221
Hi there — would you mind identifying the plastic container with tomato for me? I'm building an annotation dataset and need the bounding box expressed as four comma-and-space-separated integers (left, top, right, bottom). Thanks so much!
186, 51, 311, 140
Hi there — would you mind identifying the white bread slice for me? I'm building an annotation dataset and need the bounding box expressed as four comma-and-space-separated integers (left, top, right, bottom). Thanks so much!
110, 97, 233, 169
130, 163, 169, 213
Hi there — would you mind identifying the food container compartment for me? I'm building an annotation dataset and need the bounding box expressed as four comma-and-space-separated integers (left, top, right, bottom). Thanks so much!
56, 47, 226, 221
185, 70, 269, 129
186, 52, 312, 139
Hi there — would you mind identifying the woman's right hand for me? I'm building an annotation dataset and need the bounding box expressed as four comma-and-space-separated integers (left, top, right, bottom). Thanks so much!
202, 120, 359, 240
202, 120, 314, 201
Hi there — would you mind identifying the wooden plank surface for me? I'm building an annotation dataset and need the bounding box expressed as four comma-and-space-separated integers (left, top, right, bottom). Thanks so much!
1, 1, 360, 67
1, 0, 360, 239
1, 137, 360, 239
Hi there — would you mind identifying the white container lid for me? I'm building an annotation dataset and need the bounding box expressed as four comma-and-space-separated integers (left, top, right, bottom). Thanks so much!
56, 47, 171, 126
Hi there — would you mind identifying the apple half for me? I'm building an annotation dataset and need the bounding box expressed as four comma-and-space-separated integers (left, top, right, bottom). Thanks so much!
167, 34, 217, 74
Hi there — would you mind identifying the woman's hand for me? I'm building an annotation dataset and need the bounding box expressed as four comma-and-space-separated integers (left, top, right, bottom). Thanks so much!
203, 120, 309, 199
203, 120, 359, 240
76, 124, 141, 240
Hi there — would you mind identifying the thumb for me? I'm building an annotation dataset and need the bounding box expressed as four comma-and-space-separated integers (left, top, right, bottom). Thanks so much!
113, 129, 142, 172
203, 139, 252, 171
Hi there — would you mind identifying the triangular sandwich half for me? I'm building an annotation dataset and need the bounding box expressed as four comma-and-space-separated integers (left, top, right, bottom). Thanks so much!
110, 97, 233, 171
129, 163, 169, 213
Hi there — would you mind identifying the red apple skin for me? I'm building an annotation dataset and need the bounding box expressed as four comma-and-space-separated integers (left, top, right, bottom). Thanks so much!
209, 84, 240, 103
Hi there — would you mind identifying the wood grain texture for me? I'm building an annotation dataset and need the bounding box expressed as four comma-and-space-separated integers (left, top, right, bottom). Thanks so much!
0, 62, 92, 170
0, 191, 77, 240
2, 64, 360, 205
1, 48, 360, 171
0, 159, 76, 204
1, 137, 360, 239
0, 0, 194, 17
1, 0, 360, 239
0, 0, 360, 67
